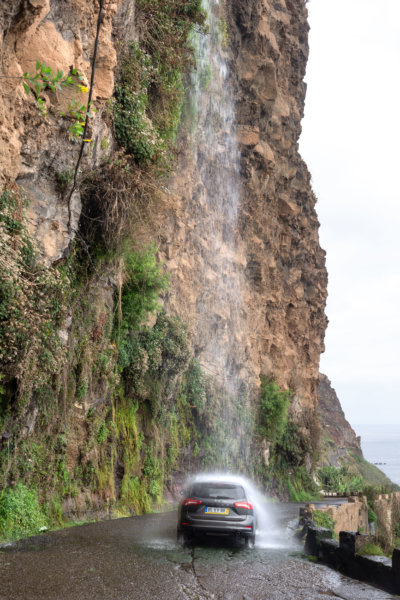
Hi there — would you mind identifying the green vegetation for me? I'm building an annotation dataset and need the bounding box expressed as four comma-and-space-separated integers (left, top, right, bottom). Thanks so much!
256, 377, 320, 500
185, 358, 206, 411
60, 99, 96, 140
113, 44, 164, 162
0, 0, 223, 544
317, 465, 364, 495
0, 187, 68, 389
114, 0, 205, 163
55, 169, 74, 194
357, 542, 385, 556
20, 60, 94, 139
350, 451, 397, 488
118, 311, 191, 418
287, 468, 321, 502
313, 509, 336, 532
258, 377, 291, 444
216, 19, 230, 49
0, 484, 47, 541
0, 0, 331, 543
117, 245, 169, 335
22, 61, 84, 117
306, 554, 318, 563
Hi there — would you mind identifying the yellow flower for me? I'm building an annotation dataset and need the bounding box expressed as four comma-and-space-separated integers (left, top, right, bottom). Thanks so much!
79, 85, 89, 93
83, 139, 92, 143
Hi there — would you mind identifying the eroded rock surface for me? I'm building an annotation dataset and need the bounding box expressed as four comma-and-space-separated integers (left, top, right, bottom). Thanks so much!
0, 0, 121, 263
0, 0, 329, 508
161, 0, 327, 432
318, 374, 362, 465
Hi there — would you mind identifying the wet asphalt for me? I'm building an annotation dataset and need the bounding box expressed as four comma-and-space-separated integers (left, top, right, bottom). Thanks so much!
0, 502, 396, 600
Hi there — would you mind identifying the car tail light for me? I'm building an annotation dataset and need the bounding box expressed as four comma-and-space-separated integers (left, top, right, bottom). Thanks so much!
234, 501, 253, 510
182, 498, 202, 506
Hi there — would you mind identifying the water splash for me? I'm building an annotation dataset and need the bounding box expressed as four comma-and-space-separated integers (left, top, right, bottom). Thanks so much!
185, 473, 295, 549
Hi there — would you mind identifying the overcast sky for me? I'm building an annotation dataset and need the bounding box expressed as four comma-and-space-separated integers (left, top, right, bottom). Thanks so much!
299, 0, 400, 425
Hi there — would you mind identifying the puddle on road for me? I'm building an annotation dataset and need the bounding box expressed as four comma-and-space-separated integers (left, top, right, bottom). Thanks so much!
137, 537, 178, 551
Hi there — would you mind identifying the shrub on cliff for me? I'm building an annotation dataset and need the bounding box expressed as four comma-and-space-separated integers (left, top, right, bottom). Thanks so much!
114, 0, 206, 164
0, 484, 47, 541
117, 245, 169, 334
317, 465, 364, 495
0, 187, 68, 393
119, 313, 190, 415
258, 377, 291, 444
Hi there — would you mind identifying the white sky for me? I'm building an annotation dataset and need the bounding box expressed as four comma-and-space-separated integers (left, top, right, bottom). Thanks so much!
299, 0, 400, 425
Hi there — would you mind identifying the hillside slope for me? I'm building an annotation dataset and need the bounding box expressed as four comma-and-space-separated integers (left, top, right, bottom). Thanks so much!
0, 0, 330, 529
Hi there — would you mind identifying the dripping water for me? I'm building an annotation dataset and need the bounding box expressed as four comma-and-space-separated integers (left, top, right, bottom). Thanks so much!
190, 0, 244, 399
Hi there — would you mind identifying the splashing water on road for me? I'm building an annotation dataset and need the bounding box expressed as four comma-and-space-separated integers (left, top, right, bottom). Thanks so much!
186, 472, 297, 550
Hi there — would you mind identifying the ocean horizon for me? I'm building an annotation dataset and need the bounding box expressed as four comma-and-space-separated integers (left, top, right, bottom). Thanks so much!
354, 423, 400, 487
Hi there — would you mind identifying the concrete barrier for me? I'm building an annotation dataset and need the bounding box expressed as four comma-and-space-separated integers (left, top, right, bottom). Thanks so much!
304, 526, 332, 556
303, 527, 400, 594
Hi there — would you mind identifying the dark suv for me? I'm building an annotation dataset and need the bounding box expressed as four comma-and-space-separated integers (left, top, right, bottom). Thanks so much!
177, 480, 256, 547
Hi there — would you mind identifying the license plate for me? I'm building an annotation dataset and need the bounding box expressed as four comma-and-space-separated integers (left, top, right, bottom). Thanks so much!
205, 507, 229, 515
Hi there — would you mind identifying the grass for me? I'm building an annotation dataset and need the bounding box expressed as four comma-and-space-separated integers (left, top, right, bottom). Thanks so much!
312, 509, 336, 532
357, 542, 385, 556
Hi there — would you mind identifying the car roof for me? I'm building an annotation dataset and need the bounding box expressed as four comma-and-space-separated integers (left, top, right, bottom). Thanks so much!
191, 481, 244, 487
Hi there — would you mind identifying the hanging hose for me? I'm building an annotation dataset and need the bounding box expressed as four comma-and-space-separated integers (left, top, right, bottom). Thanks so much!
67, 0, 105, 236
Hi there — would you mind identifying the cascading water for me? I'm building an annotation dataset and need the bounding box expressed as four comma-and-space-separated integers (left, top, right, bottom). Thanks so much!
190, 0, 245, 398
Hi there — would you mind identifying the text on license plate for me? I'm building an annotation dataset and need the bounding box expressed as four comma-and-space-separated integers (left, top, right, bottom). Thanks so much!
205, 506, 229, 515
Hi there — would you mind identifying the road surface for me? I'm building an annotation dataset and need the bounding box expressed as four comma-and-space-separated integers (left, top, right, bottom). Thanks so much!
0, 501, 395, 599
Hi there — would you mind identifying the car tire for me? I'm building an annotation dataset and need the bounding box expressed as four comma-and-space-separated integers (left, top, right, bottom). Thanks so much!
177, 527, 192, 546
245, 535, 255, 549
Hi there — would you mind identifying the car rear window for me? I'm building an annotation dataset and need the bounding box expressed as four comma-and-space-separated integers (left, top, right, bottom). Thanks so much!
190, 482, 245, 500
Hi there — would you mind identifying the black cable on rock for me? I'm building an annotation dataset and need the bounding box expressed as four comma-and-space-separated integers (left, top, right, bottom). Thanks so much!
67, 0, 105, 236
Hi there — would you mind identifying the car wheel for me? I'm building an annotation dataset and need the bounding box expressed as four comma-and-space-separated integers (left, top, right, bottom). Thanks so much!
177, 527, 192, 546
245, 535, 255, 549
183, 532, 193, 545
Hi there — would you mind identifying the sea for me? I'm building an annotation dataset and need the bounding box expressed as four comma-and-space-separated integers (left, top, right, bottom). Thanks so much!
355, 424, 400, 487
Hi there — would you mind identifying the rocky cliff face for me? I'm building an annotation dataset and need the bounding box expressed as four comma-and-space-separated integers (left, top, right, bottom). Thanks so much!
0, 0, 120, 263
0, 0, 328, 522
317, 374, 394, 488
161, 0, 327, 426
318, 374, 362, 466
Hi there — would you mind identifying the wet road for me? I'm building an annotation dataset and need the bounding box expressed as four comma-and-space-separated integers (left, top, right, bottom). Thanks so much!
0, 502, 395, 600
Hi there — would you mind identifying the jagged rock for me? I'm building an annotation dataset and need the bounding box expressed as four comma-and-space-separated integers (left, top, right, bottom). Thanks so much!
318, 374, 363, 465
159, 0, 327, 432
0, 0, 120, 263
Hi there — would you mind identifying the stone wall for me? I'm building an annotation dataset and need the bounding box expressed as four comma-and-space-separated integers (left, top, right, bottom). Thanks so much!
375, 492, 400, 548
304, 498, 369, 536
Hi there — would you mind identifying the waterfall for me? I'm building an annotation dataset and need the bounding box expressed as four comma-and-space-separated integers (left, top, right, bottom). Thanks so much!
190, 0, 244, 399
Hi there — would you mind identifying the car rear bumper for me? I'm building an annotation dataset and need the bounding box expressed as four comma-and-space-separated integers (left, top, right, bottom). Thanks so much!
180, 518, 255, 538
